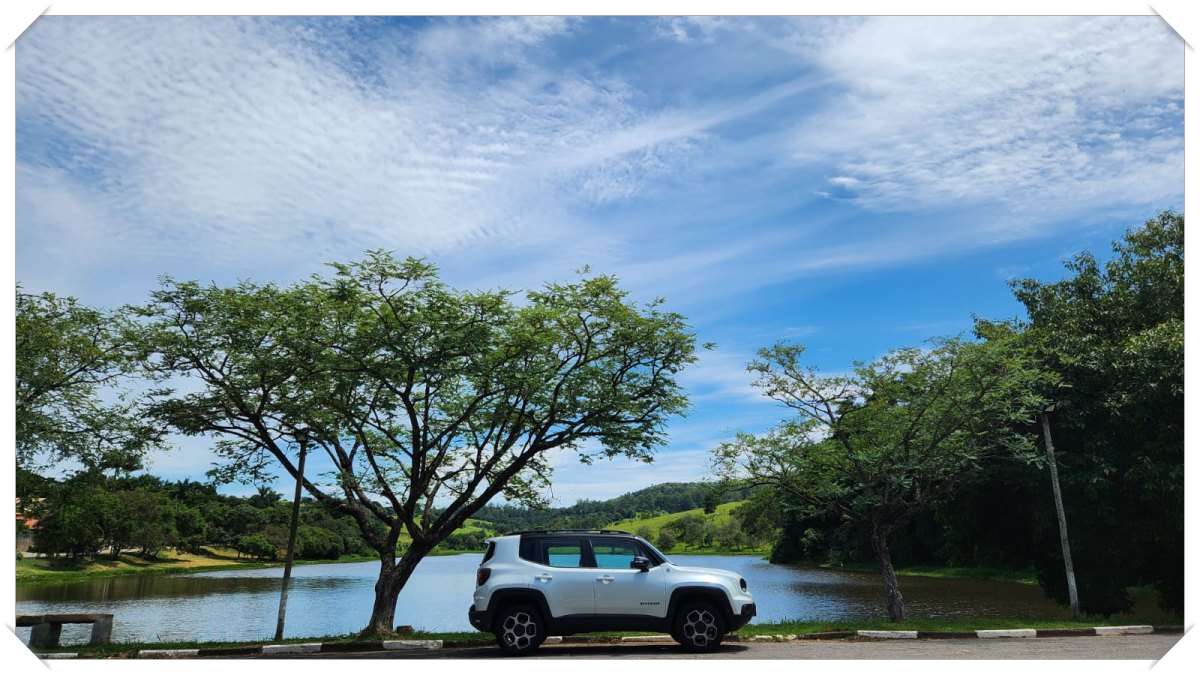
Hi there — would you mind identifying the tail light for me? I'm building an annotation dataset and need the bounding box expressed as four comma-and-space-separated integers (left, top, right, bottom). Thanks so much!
477, 568, 492, 586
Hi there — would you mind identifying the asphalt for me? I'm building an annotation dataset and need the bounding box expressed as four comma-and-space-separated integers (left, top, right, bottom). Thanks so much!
33, 625, 1186, 660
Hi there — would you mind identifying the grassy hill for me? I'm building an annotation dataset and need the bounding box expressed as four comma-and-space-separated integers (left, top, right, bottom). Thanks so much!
607, 501, 771, 556
412, 483, 767, 555
468, 482, 749, 533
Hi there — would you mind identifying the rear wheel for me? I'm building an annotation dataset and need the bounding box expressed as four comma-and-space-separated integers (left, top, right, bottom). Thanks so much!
672, 601, 726, 653
494, 604, 545, 656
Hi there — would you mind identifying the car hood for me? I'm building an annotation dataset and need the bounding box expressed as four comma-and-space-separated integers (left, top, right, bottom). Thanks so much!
665, 563, 742, 582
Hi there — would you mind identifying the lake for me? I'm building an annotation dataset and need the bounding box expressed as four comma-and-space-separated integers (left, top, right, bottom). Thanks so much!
15, 554, 1072, 646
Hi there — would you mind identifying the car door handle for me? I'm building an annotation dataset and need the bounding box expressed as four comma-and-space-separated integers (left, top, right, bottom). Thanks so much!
535, 574, 553, 583
596, 575, 615, 584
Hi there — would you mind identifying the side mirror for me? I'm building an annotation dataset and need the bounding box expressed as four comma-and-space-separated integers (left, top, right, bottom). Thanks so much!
631, 556, 651, 572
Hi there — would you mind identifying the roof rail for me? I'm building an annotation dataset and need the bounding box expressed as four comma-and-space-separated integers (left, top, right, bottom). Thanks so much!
507, 529, 633, 536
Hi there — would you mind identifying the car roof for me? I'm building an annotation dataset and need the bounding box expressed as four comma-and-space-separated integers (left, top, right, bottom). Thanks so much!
508, 529, 634, 537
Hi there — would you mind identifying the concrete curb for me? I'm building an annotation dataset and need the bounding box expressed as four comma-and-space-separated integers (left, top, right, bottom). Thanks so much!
850, 625, 1178, 641
72, 624, 1188, 659
858, 630, 918, 639
261, 642, 323, 654
1094, 625, 1153, 636
383, 639, 442, 650
977, 629, 1037, 639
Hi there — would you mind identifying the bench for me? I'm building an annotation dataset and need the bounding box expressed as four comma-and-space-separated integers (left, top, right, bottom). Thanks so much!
16, 614, 113, 648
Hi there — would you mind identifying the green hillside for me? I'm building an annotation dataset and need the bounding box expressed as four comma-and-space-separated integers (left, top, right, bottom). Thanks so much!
409, 483, 768, 555
607, 501, 771, 555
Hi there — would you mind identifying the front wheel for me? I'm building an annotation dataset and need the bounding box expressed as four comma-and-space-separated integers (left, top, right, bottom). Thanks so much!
672, 601, 726, 653
494, 604, 545, 656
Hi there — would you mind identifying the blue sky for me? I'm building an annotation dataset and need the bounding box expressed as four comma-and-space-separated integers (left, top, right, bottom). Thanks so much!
11, 14, 1185, 504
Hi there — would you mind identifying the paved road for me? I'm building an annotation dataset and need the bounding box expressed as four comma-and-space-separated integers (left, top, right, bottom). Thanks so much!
252, 634, 1182, 660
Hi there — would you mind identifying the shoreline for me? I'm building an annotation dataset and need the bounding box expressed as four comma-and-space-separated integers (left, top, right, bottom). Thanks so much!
17, 549, 1040, 587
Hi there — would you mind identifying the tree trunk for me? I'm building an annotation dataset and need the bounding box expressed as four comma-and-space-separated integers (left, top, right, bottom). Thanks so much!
870, 522, 905, 622
361, 542, 429, 636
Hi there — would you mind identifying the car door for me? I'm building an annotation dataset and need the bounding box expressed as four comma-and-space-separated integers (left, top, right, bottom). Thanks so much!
527, 537, 596, 618
588, 537, 667, 617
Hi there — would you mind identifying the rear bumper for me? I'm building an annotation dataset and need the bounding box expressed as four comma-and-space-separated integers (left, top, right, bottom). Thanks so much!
468, 605, 491, 632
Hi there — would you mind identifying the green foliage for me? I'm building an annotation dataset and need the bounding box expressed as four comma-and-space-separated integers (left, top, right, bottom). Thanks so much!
236, 533, 277, 560
33, 474, 106, 558
134, 251, 699, 633
22, 468, 374, 565
605, 500, 769, 553
966, 211, 1184, 616
716, 333, 1046, 528
715, 332, 1048, 620
655, 529, 677, 551
15, 289, 166, 472
296, 525, 343, 560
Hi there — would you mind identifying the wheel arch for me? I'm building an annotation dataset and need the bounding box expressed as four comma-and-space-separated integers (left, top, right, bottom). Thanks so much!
667, 585, 736, 626
484, 589, 553, 632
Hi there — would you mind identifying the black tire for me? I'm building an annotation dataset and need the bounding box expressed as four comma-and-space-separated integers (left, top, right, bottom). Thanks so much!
494, 604, 545, 656
672, 601, 726, 653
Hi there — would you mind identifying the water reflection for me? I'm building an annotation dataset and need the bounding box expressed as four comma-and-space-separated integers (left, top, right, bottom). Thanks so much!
16, 554, 1072, 645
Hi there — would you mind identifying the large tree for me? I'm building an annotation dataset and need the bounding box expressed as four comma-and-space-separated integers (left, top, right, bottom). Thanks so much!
1003, 211, 1184, 615
15, 289, 165, 472
136, 251, 697, 634
714, 331, 1045, 621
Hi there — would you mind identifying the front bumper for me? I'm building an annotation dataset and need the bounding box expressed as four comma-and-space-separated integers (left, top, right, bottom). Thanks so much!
728, 602, 756, 631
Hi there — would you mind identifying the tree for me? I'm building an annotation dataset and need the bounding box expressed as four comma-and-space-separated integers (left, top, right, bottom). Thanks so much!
714, 332, 1045, 621
248, 485, 283, 509
137, 251, 698, 635
656, 529, 677, 552
1003, 211, 1184, 615
15, 289, 165, 472
236, 533, 276, 560
664, 513, 707, 548
33, 473, 107, 558
714, 517, 747, 550
296, 525, 343, 560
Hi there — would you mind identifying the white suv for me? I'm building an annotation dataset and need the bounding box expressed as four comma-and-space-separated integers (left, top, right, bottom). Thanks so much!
468, 529, 756, 655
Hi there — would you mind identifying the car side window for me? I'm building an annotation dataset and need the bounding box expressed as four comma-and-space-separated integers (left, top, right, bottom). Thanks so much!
589, 538, 642, 569
533, 538, 584, 568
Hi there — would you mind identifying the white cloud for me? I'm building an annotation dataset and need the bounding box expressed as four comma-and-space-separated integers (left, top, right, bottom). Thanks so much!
677, 348, 769, 406
14, 17, 700, 292
791, 16, 1183, 217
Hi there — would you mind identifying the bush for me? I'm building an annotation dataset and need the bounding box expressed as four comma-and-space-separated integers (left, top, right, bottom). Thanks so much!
656, 530, 677, 551
296, 525, 343, 560
236, 533, 276, 560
